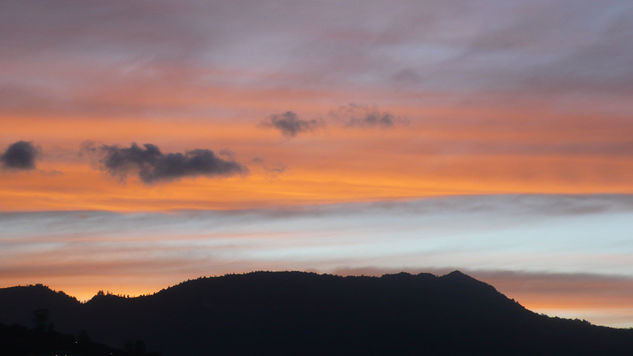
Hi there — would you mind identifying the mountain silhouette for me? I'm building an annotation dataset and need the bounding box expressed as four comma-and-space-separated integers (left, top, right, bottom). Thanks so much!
1, 271, 632, 355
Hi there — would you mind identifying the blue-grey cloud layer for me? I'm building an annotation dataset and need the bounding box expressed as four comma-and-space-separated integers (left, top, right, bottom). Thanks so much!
2, 0, 632, 117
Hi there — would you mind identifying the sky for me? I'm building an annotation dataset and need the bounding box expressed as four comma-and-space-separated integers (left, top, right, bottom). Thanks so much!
1, 0, 633, 327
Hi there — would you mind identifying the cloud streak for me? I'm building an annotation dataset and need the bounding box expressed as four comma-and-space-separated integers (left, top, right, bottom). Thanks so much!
85, 142, 246, 183
1, 141, 38, 170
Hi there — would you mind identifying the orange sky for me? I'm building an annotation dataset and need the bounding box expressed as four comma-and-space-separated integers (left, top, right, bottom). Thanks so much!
2, 102, 633, 212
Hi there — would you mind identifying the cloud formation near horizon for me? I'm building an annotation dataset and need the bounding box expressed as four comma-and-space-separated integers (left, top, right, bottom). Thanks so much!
261, 111, 322, 137
86, 143, 246, 183
1, 141, 38, 170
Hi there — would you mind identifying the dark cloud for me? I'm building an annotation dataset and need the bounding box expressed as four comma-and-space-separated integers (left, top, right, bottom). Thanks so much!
1, 141, 38, 170
86, 142, 246, 183
261, 111, 322, 137
330, 104, 408, 128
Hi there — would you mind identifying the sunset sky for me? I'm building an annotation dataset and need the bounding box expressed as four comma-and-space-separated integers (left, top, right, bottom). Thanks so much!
2, 0, 633, 327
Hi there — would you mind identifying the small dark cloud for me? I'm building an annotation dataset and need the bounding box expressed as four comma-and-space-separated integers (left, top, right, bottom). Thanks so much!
261, 111, 322, 137
84, 142, 246, 184
1, 141, 39, 170
330, 104, 408, 128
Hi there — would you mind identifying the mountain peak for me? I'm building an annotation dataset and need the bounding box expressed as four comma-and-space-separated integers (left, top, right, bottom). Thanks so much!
380, 271, 415, 279
442, 270, 477, 281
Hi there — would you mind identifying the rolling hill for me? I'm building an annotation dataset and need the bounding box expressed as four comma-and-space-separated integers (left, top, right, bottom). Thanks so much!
1, 271, 632, 355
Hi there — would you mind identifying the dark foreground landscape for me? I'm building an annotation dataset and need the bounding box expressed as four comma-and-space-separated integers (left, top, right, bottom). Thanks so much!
1, 271, 632, 355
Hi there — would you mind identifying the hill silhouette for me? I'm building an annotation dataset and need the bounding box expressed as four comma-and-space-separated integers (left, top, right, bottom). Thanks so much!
1, 271, 632, 355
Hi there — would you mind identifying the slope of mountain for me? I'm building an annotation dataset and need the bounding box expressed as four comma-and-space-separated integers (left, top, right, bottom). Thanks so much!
1, 271, 632, 355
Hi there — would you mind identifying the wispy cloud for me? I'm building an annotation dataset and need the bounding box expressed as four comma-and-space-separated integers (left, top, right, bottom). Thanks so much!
261, 105, 407, 137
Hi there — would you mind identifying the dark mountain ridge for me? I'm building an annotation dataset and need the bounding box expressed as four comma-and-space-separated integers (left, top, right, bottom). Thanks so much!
1, 271, 632, 355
